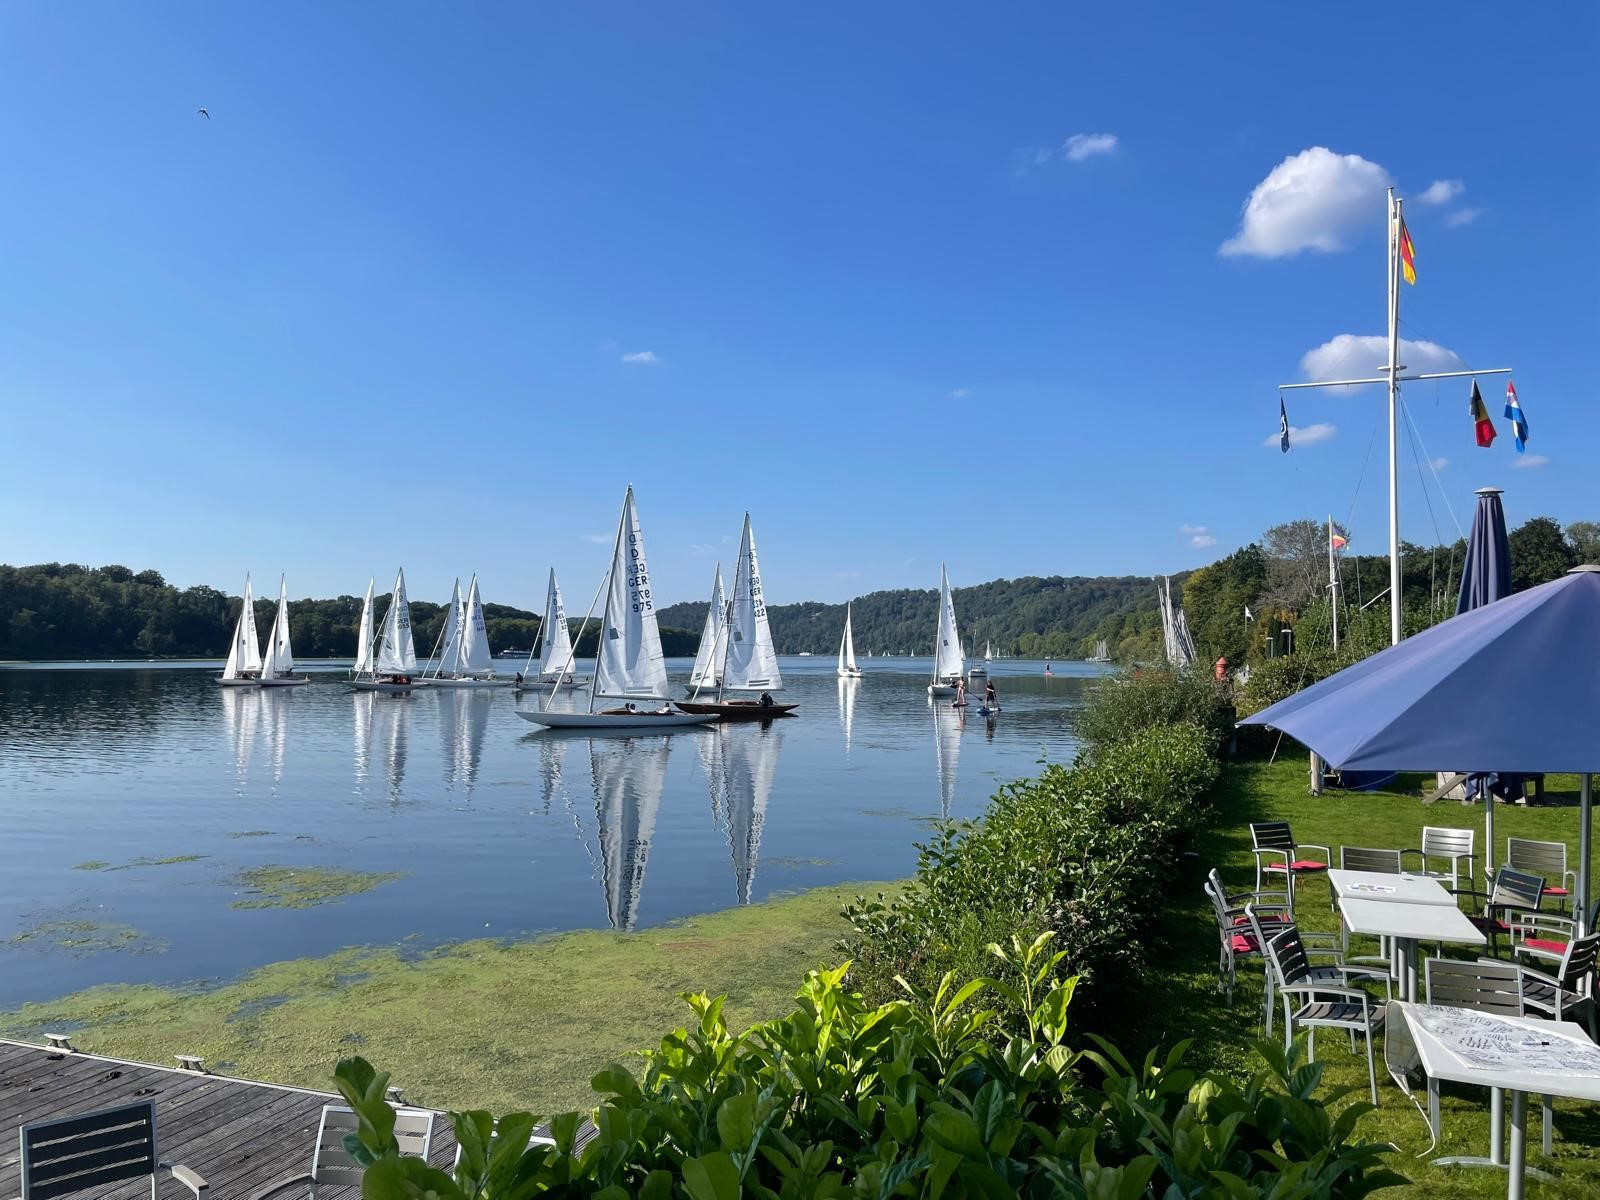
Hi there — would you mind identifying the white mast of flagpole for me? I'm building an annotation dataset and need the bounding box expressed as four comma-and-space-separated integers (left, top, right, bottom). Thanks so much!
1328, 514, 1340, 651
1279, 188, 1512, 646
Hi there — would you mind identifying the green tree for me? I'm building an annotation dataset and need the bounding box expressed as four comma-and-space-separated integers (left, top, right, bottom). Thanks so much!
1509, 516, 1577, 591
1567, 520, 1600, 567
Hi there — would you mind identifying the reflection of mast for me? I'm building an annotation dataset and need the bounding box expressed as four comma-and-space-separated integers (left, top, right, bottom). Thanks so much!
837, 676, 857, 755
697, 725, 726, 826
592, 734, 672, 931
353, 689, 373, 790
261, 688, 290, 791
221, 685, 259, 794
438, 690, 491, 793
933, 706, 963, 819
537, 734, 568, 814
723, 724, 783, 905
377, 695, 410, 802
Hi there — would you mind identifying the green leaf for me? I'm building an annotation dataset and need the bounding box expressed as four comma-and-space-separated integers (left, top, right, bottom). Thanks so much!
716, 1092, 758, 1152
682, 1150, 742, 1200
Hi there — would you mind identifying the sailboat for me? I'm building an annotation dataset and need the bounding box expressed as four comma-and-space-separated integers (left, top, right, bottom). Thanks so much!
836, 601, 862, 678
218, 573, 263, 686
967, 637, 988, 679
351, 569, 427, 691
927, 564, 965, 697
257, 575, 309, 687
430, 575, 516, 687
520, 569, 589, 689
677, 513, 798, 719
686, 565, 728, 694
1088, 638, 1111, 663
350, 579, 376, 681
425, 579, 463, 680
518, 487, 715, 728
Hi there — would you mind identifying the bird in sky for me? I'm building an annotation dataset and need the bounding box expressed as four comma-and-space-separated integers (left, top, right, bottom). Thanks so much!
197, 107, 209, 119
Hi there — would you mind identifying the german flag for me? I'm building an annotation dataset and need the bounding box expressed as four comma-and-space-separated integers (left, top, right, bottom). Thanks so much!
1399, 218, 1417, 285
1469, 381, 1497, 448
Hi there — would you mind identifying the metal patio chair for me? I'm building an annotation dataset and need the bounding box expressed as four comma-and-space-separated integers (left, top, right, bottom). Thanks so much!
1263, 927, 1384, 1104
247, 1103, 434, 1199
19, 1100, 207, 1198
1517, 931, 1599, 1040
1245, 904, 1387, 1037
1511, 898, 1600, 968
1404, 826, 1476, 892
1249, 821, 1331, 916
1506, 838, 1577, 911
1455, 865, 1545, 957
1204, 869, 1290, 1006
1336, 845, 1405, 966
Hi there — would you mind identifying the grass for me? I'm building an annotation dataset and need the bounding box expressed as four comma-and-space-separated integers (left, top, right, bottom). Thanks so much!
1138, 755, 1599, 1199
0, 883, 878, 1114
229, 865, 404, 909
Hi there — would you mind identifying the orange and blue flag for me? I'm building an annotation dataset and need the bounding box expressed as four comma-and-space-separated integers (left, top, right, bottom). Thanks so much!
1504, 380, 1529, 452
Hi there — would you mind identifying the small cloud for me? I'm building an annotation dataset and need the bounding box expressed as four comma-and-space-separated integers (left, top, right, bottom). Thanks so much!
950, 387, 969, 399
1430, 457, 1449, 471
1512, 454, 1549, 469
1221, 147, 1391, 258
1032, 148, 1054, 166
621, 350, 659, 365
1265, 422, 1338, 449
1446, 207, 1485, 228
1300, 333, 1464, 380
1190, 534, 1218, 549
582, 532, 612, 545
1179, 523, 1208, 535
1063, 132, 1118, 162
1417, 179, 1464, 205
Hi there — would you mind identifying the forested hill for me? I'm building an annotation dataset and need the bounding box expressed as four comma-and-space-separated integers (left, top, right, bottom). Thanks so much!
657, 575, 1167, 659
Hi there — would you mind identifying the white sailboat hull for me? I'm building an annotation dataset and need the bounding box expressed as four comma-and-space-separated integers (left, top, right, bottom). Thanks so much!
427, 677, 517, 689
517, 708, 715, 730
217, 676, 260, 687
967, 665, 987, 678
517, 676, 592, 692
928, 683, 959, 697
836, 667, 862, 678
257, 676, 310, 688
349, 679, 431, 692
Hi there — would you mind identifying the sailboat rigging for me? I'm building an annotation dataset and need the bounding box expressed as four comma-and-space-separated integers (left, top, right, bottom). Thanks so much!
257, 575, 309, 687
687, 565, 728, 694
218, 573, 263, 686
351, 568, 426, 691
927, 564, 965, 697
430, 574, 516, 687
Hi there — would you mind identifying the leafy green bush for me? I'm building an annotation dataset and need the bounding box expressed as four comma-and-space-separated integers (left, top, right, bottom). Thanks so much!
841, 723, 1220, 1035
1072, 667, 1234, 759
335, 944, 1403, 1199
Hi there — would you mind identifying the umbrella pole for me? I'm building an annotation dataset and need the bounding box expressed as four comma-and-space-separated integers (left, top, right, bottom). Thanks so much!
1580, 773, 1593, 937
1485, 785, 1495, 887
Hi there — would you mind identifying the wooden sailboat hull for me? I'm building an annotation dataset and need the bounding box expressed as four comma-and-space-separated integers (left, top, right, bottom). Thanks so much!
674, 700, 799, 720
517, 708, 715, 730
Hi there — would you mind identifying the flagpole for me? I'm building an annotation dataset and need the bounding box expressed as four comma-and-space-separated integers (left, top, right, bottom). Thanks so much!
1385, 189, 1403, 646
1328, 514, 1339, 651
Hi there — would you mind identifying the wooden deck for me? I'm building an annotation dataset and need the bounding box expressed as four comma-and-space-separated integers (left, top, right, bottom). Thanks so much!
0, 1038, 586, 1197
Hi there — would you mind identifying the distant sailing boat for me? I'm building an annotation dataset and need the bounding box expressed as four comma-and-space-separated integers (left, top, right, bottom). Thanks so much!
1088, 638, 1110, 663
518, 487, 715, 728
677, 513, 798, 719
431, 575, 515, 687
426, 578, 464, 680
257, 575, 309, 687
686, 565, 728, 694
836, 601, 862, 678
351, 568, 426, 691
521, 569, 588, 689
927, 564, 965, 697
968, 636, 988, 679
219, 573, 263, 686
350, 579, 376, 680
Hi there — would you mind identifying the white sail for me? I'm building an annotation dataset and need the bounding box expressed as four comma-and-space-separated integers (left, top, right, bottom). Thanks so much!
594, 487, 670, 701
352, 579, 376, 677
592, 733, 671, 930
721, 513, 782, 692
934, 707, 962, 819
435, 578, 463, 677
724, 723, 783, 904
222, 574, 260, 680
457, 575, 494, 676
932, 565, 964, 681
537, 569, 576, 679
838, 602, 858, 672
984, 640, 992, 662
376, 568, 418, 675
689, 565, 727, 691
260, 575, 295, 678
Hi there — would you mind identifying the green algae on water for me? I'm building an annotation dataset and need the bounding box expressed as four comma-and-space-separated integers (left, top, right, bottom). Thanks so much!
230, 866, 403, 910
5, 920, 167, 956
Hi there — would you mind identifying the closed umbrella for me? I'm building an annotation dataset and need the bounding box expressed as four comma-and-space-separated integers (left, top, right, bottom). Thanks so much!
1240, 566, 1600, 933
1456, 486, 1512, 876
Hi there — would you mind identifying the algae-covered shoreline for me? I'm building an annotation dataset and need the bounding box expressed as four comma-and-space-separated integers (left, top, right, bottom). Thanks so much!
0, 882, 888, 1114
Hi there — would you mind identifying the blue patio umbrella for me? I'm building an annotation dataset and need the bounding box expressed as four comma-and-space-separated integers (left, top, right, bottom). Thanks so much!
1455, 486, 1513, 875
1240, 566, 1600, 931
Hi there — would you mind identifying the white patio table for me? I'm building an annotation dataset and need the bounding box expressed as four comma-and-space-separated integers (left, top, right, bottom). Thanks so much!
1385, 1001, 1600, 1200
1328, 868, 1456, 906
1339, 898, 1485, 1001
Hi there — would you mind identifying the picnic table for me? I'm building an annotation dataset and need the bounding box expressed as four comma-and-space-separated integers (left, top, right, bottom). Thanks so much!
1328, 870, 1486, 1001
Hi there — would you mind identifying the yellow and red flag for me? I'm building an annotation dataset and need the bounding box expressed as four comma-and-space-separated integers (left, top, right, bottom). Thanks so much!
1469, 380, 1497, 448
1399, 218, 1417, 285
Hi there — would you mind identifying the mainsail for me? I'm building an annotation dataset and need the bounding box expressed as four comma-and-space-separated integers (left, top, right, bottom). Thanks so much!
721, 513, 782, 692
352, 578, 376, 677
689, 565, 727, 692
222, 573, 262, 680
838, 602, 858, 673
456, 575, 493, 676
932, 564, 964, 681
376, 568, 418, 675
537, 569, 576, 679
259, 575, 295, 678
434, 579, 463, 677
593, 486, 670, 702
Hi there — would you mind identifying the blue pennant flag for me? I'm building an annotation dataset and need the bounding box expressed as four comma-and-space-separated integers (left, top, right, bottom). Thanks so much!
1503, 380, 1529, 453
1279, 396, 1290, 453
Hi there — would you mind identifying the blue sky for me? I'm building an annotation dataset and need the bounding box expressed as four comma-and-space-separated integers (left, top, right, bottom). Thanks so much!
3, 3, 1596, 609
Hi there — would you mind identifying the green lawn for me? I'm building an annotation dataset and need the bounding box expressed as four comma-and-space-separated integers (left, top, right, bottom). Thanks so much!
1141, 756, 1599, 1199
0, 883, 878, 1114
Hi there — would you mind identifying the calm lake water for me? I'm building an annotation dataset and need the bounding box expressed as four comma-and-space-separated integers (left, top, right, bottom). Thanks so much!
0, 658, 1099, 1006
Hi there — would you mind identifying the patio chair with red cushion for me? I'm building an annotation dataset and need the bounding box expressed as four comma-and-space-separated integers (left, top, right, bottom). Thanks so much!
1204, 868, 1291, 1006
1454, 865, 1545, 957
1506, 837, 1577, 912
1511, 898, 1600, 967
1249, 821, 1331, 915
1517, 931, 1599, 1040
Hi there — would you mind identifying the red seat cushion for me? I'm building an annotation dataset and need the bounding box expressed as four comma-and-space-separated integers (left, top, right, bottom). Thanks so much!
1289, 860, 1328, 872
1542, 886, 1569, 897
1525, 937, 1568, 956
1229, 933, 1258, 953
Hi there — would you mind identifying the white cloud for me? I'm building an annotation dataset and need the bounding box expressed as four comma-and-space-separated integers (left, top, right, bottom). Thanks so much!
1032, 148, 1054, 166
1512, 454, 1550, 469
1300, 333, 1464, 380
582, 532, 612, 545
950, 387, 969, 399
1430, 457, 1449, 471
1190, 534, 1218, 549
1179, 523, 1207, 534
1064, 132, 1118, 162
621, 350, 659, 365
1220, 147, 1391, 258
1417, 179, 1464, 205
1264, 422, 1338, 449
1446, 207, 1485, 228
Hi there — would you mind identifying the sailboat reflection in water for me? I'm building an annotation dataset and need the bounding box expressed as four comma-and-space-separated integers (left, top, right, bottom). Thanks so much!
591, 733, 673, 931
438, 689, 491, 793
719, 723, 784, 905
933, 704, 964, 819
221, 684, 260, 794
